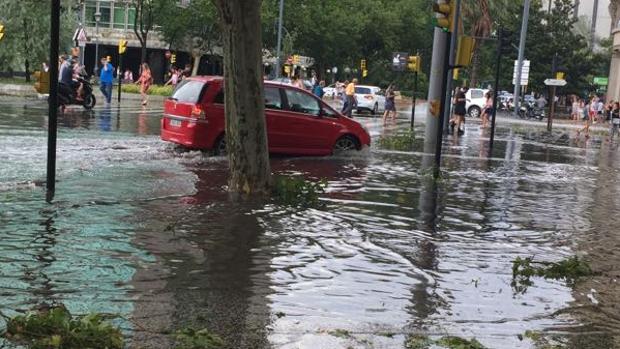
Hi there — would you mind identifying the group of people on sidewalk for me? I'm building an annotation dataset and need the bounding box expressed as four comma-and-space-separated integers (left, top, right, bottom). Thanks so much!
572, 95, 620, 139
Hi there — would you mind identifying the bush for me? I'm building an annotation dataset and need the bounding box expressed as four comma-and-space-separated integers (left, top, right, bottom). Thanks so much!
1, 304, 123, 349
121, 84, 173, 96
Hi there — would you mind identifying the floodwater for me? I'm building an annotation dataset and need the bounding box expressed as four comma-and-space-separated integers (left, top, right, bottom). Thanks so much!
1, 96, 619, 348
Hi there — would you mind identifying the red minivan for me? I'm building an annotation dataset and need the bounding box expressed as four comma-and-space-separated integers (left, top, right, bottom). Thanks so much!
160, 76, 370, 156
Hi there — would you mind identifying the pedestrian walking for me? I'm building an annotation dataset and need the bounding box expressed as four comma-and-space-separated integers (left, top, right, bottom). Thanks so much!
343, 78, 357, 117
340, 80, 349, 113
480, 91, 493, 128
99, 57, 114, 104
382, 84, 396, 123
313, 80, 325, 99
123, 69, 134, 83
291, 75, 304, 89
610, 102, 620, 141
589, 96, 598, 123
136, 62, 152, 106
450, 86, 468, 135
571, 95, 581, 121
165, 67, 180, 87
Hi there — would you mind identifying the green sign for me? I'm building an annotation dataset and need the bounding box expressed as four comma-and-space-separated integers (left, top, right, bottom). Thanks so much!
593, 77, 609, 86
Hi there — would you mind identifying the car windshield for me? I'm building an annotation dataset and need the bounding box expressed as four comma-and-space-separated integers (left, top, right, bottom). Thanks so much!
355, 87, 372, 94
171, 80, 206, 103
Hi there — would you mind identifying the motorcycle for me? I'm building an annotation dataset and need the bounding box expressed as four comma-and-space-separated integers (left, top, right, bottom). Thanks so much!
518, 102, 545, 121
58, 72, 96, 110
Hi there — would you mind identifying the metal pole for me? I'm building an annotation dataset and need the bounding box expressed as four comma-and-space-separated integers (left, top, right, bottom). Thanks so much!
443, 0, 462, 133
548, 86, 556, 132
411, 71, 418, 130
46, 0, 60, 203
94, 20, 100, 75
513, 0, 530, 117
489, 29, 503, 153
423, 28, 449, 157
117, 53, 122, 103
274, 0, 284, 79
591, 0, 599, 48
434, 32, 452, 176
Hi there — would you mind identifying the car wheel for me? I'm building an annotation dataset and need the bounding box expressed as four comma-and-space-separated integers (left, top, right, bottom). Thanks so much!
468, 106, 481, 118
214, 135, 227, 156
333, 135, 359, 153
83, 94, 96, 110
372, 103, 378, 115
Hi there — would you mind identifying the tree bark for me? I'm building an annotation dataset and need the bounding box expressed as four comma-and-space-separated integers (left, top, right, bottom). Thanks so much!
213, 0, 271, 195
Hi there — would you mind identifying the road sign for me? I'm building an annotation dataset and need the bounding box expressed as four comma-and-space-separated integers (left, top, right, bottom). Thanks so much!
392, 52, 408, 72
512, 60, 530, 85
544, 79, 567, 86
73, 27, 87, 47
593, 77, 608, 86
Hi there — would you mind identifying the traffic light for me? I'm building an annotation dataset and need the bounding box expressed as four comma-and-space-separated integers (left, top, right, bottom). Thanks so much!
171, 54, 176, 64
551, 54, 566, 80
0, 23, 4, 41
293, 55, 300, 65
499, 28, 513, 54
455, 36, 475, 67
361, 59, 367, 70
407, 55, 421, 72
118, 39, 127, 54
33, 70, 50, 94
362, 69, 368, 78
432, 0, 453, 32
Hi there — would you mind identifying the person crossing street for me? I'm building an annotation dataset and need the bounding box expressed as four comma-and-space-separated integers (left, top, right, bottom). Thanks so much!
99, 57, 114, 105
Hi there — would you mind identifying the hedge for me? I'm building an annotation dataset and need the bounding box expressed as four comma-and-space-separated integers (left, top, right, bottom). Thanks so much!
120, 84, 174, 96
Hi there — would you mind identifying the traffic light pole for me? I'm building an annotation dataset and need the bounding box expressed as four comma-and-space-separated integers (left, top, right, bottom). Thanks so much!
548, 86, 556, 132
489, 29, 503, 153
423, 28, 449, 177
443, 0, 462, 133
46, 0, 60, 203
117, 53, 122, 103
410, 71, 418, 130
434, 32, 451, 176
513, 0, 531, 117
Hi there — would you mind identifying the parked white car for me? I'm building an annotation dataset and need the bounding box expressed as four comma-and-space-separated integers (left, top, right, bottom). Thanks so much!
355, 85, 385, 115
465, 88, 489, 118
323, 84, 337, 98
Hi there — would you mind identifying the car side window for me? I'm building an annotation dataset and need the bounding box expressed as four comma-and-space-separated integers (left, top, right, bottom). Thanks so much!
285, 89, 320, 116
265, 87, 282, 110
471, 90, 483, 99
213, 89, 224, 104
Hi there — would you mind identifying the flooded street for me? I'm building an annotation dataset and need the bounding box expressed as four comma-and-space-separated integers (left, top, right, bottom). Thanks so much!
1, 96, 619, 348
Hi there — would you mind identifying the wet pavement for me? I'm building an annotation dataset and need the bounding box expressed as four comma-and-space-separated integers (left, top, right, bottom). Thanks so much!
1, 96, 620, 348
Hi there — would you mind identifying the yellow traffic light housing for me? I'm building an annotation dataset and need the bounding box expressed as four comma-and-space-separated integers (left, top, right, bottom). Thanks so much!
0, 24, 4, 41
33, 70, 50, 94
361, 59, 367, 70
407, 56, 421, 72
293, 55, 300, 65
432, 1, 453, 32
171, 54, 176, 64
362, 69, 368, 78
455, 36, 475, 67
118, 39, 128, 54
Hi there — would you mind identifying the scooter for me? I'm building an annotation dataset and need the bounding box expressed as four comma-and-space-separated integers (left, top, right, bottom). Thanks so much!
58, 73, 96, 110
518, 102, 545, 121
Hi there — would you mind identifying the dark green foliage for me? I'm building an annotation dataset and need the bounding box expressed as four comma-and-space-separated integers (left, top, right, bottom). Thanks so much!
1, 305, 123, 349
271, 175, 327, 208
378, 129, 416, 151
436, 336, 487, 349
174, 327, 224, 349
511, 256, 593, 293
405, 335, 487, 349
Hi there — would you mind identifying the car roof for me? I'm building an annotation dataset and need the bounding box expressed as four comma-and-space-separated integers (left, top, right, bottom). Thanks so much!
356, 85, 379, 89
187, 76, 307, 91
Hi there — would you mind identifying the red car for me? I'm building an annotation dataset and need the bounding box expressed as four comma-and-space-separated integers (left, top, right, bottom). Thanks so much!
160, 76, 370, 156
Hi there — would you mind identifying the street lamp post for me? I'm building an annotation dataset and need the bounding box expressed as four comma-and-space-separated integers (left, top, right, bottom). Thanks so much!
94, 11, 101, 75
275, 0, 284, 79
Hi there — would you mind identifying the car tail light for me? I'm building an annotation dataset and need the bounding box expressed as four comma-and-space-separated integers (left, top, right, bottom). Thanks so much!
364, 95, 373, 100
191, 105, 206, 119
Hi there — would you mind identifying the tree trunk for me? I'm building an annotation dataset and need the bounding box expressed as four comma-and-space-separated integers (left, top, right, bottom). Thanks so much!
213, 0, 271, 195
141, 42, 147, 64
469, 47, 481, 87
192, 55, 200, 76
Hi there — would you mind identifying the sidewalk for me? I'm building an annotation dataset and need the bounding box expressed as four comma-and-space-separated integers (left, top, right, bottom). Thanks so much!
0, 83, 165, 103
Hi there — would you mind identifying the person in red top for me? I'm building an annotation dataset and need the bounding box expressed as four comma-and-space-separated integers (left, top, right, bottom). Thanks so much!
136, 63, 152, 106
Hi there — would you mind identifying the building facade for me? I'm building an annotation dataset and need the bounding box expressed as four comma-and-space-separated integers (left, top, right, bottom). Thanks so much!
79, 0, 221, 83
